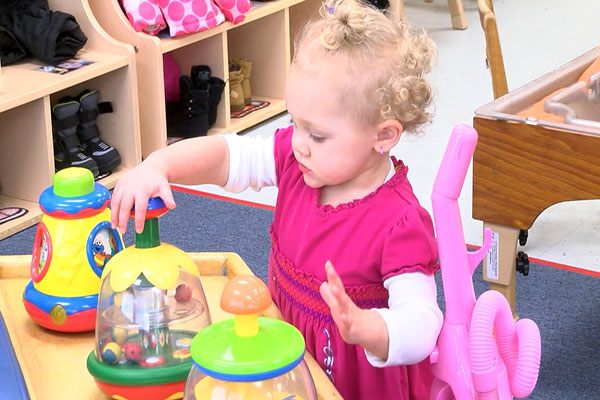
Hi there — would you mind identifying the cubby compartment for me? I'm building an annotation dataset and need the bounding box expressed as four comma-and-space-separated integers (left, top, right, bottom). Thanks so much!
48, 69, 141, 184
0, 100, 52, 238
89, 0, 321, 159
0, 0, 141, 240
169, 35, 229, 131
226, 10, 289, 133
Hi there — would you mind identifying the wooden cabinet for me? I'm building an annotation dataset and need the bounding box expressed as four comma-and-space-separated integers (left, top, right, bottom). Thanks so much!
89, 0, 320, 159
0, 0, 141, 240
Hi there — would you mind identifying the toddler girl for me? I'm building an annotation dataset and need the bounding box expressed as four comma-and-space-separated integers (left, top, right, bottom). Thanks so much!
111, 0, 442, 398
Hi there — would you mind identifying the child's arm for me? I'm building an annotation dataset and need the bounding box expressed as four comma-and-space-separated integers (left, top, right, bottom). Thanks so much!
320, 261, 390, 358
366, 272, 442, 366
222, 133, 277, 193
111, 136, 230, 234
320, 261, 442, 364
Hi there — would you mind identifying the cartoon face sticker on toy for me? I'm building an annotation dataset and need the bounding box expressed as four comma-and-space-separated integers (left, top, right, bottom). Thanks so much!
92, 228, 117, 266
31, 222, 52, 282
87, 221, 123, 277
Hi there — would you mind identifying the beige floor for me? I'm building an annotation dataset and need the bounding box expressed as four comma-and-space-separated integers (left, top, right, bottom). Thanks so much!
184, 0, 600, 272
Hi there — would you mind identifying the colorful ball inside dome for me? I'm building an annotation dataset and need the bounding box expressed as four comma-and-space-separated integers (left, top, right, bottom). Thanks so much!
175, 284, 192, 303
123, 342, 143, 363
102, 342, 122, 364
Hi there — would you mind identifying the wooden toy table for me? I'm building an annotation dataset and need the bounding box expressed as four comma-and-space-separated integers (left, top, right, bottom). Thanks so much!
0, 253, 342, 400
472, 47, 600, 315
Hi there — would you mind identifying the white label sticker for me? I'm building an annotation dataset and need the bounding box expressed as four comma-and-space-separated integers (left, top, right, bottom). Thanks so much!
486, 230, 499, 280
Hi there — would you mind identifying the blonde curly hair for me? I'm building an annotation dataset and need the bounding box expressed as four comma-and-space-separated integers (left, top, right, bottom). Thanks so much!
292, 0, 437, 134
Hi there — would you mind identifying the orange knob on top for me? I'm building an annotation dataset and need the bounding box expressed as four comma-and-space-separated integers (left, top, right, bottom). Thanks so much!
220, 275, 271, 337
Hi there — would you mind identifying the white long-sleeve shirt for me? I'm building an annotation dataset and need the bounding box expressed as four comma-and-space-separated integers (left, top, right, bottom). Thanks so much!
221, 133, 443, 366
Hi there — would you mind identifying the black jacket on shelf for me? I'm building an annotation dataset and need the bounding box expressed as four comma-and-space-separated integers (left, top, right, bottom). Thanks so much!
0, 0, 87, 66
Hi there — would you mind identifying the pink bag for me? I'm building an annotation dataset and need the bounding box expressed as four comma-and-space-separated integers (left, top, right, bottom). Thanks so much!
163, 53, 180, 102
212, 0, 252, 24
157, 0, 225, 37
121, 0, 167, 35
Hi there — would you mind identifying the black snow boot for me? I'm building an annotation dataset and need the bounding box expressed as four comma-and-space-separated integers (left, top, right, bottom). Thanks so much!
52, 99, 99, 177
191, 65, 225, 127
166, 75, 209, 138
77, 89, 121, 174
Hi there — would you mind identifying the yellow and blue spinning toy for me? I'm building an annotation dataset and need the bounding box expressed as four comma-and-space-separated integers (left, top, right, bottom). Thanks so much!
22, 167, 123, 332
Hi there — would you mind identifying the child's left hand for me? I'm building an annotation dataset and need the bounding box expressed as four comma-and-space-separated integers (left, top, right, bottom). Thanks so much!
320, 260, 390, 360
319, 260, 365, 345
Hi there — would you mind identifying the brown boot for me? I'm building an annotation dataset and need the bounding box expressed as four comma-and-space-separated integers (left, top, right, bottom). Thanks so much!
228, 63, 245, 113
231, 57, 252, 105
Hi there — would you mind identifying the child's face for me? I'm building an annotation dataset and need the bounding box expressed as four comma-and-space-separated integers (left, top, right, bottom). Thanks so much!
285, 61, 380, 190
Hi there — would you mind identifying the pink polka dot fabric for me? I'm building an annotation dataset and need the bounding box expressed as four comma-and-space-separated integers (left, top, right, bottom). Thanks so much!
122, 0, 167, 35
158, 0, 226, 37
213, 0, 251, 24
121, 0, 251, 37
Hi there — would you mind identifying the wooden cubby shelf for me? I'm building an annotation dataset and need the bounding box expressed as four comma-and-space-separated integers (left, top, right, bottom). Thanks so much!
90, 0, 320, 159
0, 50, 128, 113
0, 0, 141, 240
0, 0, 320, 240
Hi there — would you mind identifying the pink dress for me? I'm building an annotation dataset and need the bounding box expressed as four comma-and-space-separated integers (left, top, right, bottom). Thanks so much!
269, 126, 439, 400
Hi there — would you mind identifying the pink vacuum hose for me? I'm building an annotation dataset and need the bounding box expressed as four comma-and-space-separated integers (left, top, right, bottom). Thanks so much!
470, 290, 541, 398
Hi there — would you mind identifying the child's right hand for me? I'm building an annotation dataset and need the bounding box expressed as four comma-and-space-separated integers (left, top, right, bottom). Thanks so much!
110, 158, 176, 234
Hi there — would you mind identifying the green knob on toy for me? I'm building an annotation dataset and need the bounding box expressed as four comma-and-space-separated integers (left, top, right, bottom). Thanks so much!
53, 167, 95, 197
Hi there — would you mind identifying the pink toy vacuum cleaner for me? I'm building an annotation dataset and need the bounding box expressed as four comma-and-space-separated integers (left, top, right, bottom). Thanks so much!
428, 124, 541, 399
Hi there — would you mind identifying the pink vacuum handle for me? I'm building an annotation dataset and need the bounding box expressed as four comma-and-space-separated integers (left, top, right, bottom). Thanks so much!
431, 124, 479, 323
432, 124, 478, 200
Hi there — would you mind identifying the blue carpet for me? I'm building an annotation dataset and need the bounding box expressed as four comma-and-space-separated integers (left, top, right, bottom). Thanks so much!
0, 187, 599, 399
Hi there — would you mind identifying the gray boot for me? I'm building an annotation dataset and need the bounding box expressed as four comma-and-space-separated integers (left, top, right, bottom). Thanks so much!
77, 89, 121, 175
52, 98, 99, 177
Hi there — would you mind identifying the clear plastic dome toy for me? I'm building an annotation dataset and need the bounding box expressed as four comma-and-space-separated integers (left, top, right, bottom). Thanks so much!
184, 275, 317, 400
87, 197, 211, 400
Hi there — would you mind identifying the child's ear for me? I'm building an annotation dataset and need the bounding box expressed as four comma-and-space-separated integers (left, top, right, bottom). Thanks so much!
374, 119, 403, 153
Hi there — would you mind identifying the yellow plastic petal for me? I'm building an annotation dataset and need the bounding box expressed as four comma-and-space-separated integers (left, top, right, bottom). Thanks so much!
104, 243, 198, 291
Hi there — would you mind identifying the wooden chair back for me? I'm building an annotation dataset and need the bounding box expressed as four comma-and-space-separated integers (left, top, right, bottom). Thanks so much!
477, 0, 508, 99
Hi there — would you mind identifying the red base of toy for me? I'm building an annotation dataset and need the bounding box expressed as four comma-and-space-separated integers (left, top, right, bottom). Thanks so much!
23, 300, 96, 332
94, 379, 185, 400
